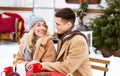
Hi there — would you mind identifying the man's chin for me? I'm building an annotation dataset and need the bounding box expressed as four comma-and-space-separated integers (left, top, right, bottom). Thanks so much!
57, 32, 63, 34
55, 31, 64, 34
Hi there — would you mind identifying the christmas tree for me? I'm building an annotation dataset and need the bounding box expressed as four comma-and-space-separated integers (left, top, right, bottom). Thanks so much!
89, 0, 120, 57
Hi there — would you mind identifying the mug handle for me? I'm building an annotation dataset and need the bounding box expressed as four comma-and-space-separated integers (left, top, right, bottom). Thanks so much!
1, 71, 5, 76
26, 65, 32, 71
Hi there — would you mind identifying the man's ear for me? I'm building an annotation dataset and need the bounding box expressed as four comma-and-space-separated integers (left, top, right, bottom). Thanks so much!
67, 22, 73, 28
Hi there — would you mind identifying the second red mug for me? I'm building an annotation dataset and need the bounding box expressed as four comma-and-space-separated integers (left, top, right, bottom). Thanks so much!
1, 66, 13, 76
31, 63, 42, 73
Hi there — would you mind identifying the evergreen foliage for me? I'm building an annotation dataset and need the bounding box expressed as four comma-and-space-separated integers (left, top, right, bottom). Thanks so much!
76, 2, 88, 25
89, 0, 120, 57
76, 2, 89, 20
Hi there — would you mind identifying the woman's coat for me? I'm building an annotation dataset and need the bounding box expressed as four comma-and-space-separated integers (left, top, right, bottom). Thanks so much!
14, 34, 57, 65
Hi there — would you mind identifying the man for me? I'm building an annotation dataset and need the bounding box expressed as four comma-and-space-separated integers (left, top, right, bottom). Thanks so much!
28, 8, 92, 76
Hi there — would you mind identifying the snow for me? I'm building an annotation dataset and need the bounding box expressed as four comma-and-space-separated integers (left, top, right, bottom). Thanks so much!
0, 41, 120, 76
0, 42, 19, 73
89, 48, 120, 76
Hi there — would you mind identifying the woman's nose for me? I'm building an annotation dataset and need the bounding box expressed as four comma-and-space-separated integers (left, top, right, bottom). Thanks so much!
40, 26, 46, 30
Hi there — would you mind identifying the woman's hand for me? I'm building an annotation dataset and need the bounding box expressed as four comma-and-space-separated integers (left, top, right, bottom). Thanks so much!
26, 60, 40, 71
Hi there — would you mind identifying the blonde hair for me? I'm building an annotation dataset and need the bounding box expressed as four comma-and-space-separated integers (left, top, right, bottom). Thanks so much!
24, 24, 50, 53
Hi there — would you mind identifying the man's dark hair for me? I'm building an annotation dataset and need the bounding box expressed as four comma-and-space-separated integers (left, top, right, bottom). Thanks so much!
55, 8, 75, 23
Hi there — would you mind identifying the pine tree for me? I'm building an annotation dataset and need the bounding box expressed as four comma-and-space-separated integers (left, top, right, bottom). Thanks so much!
89, 0, 120, 57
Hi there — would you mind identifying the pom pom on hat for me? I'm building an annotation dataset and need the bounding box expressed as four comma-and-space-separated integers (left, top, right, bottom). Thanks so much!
28, 15, 46, 29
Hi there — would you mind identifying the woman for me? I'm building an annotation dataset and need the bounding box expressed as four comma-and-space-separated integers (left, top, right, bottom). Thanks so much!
14, 15, 57, 68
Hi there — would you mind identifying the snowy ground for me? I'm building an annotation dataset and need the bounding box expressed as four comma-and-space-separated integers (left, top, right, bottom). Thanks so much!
0, 41, 120, 76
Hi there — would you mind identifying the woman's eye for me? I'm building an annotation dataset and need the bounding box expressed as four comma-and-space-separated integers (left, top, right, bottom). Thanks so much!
37, 24, 41, 27
43, 25, 46, 27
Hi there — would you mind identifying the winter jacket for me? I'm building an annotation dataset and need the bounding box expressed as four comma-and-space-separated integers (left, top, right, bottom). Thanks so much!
41, 30, 92, 76
14, 34, 57, 65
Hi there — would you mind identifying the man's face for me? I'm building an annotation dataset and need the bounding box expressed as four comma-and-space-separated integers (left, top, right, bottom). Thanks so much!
55, 17, 72, 34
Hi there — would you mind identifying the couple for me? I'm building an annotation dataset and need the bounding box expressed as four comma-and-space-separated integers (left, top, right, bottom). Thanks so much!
14, 8, 92, 76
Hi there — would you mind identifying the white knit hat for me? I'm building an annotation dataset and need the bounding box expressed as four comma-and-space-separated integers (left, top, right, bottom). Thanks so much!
28, 15, 46, 29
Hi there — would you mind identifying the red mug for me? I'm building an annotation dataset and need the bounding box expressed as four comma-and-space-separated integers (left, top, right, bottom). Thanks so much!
31, 63, 42, 73
1, 66, 13, 76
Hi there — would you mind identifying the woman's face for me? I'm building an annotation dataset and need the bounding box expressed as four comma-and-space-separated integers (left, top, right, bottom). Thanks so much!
34, 21, 47, 37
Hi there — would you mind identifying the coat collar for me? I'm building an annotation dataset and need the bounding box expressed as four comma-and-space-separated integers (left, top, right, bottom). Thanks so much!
56, 30, 87, 60
56, 40, 70, 60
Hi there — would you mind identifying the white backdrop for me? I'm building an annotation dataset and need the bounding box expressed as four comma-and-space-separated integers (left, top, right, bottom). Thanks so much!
0, 0, 107, 35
